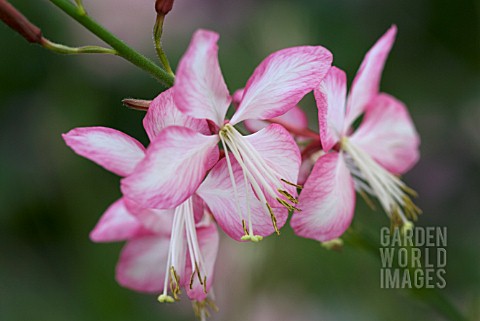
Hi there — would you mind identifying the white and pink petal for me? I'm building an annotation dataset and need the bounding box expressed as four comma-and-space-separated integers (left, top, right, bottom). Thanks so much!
345, 26, 397, 128
89, 198, 146, 243
245, 124, 302, 200
63, 127, 145, 177
197, 156, 288, 241
290, 152, 356, 242
175, 30, 231, 126
185, 221, 219, 301
144, 88, 210, 141
315, 66, 347, 151
349, 93, 420, 174
115, 234, 170, 293
230, 46, 333, 124
123, 198, 175, 236
121, 126, 219, 210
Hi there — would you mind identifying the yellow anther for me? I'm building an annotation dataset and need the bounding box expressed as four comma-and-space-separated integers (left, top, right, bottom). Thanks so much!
241, 219, 248, 236
192, 298, 218, 319
189, 271, 195, 290
400, 184, 418, 198
266, 203, 280, 235
277, 189, 299, 204
276, 197, 301, 212
359, 190, 376, 210
203, 276, 207, 294
158, 294, 175, 303
403, 196, 422, 221
281, 178, 303, 190
169, 266, 181, 300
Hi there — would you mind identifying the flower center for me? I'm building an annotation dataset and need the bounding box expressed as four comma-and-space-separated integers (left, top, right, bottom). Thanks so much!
219, 123, 301, 242
158, 197, 208, 303
341, 137, 421, 228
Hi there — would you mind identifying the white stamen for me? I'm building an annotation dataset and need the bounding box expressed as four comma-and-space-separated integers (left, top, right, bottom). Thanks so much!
219, 135, 244, 222
159, 197, 209, 302
219, 124, 299, 240
342, 137, 420, 225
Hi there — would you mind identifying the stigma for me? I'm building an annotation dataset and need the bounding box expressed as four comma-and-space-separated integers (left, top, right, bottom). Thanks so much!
219, 123, 301, 241
341, 137, 421, 228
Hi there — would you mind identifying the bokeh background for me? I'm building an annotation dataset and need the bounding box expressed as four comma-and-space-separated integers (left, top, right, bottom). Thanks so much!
1, 0, 479, 320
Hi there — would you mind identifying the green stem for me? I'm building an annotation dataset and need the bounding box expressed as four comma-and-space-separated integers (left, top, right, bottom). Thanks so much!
344, 228, 469, 321
41, 38, 116, 55
153, 14, 174, 76
48, 0, 174, 87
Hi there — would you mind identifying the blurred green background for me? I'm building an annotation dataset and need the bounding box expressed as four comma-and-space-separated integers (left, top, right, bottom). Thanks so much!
1, 0, 479, 320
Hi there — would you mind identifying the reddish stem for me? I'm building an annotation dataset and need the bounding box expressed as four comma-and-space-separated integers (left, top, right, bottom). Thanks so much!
267, 119, 320, 140
0, 0, 42, 43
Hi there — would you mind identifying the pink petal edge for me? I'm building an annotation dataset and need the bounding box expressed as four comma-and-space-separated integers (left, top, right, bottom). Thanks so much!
349, 93, 420, 174
63, 126, 145, 177
175, 29, 231, 126
121, 126, 219, 209
230, 46, 333, 124
345, 25, 397, 129
144, 88, 210, 141
291, 152, 356, 242
315, 66, 347, 151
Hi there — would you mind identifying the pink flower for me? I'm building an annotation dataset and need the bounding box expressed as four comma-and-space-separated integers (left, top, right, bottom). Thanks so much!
62, 89, 220, 308
290, 26, 421, 242
122, 29, 333, 242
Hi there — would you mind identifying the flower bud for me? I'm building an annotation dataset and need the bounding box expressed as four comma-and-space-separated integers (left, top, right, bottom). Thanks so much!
155, 0, 174, 16
122, 98, 151, 111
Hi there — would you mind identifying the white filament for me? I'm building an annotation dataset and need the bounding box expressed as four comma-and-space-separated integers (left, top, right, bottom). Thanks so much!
342, 137, 413, 224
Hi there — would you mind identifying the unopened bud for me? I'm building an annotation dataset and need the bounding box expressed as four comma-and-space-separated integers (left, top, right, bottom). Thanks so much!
155, 0, 174, 16
0, 0, 42, 43
122, 98, 151, 111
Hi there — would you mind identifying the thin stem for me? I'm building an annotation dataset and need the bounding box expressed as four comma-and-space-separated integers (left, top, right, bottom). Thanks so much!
48, 0, 174, 87
41, 38, 116, 55
343, 228, 469, 321
153, 14, 174, 75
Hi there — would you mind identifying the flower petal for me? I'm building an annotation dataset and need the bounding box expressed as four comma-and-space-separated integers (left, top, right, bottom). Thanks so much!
244, 105, 309, 135
345, 26, 397, 128
123, 198, 174, 236
143, 88, 210, 141
245, 124, 301, 199
115, 234, 170, 293
63, 127, 145, 177
89, 198, 146, 243
230, 46, 332, 124
197, 156, 288, 241
185, 221, 219, 301
349, 93, 420, 174
121, 126, 219, 209
315, 66, 347, 151
234, 88, 308, 135
175, 30, 231, 126
290, 152, 355, 242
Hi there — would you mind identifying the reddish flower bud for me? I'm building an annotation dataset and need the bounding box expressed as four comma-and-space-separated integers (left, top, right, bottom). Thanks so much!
122, 98, 151, 111
155, 0, 174, 16
0, 0, 42, 43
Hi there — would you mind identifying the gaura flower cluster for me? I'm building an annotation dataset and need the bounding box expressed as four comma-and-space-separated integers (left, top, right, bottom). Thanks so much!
63, 26, 420, 319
